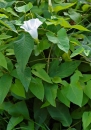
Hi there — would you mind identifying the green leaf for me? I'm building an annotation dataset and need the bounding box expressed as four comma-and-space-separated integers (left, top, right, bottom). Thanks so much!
0, 42, 12, 52
49, 60, 59, 76
84, 80, 91, 99
52, 77, 62, 83
46, 32, 58, 44
0, 13, 8, 19
67, 83, 83, 107
0, 52, 7, 69
14, 33, 34, 71
44, 83, 58, 106
7, 101, 29, 119
20, 121, 34, 130
81, 93, 89, 107
71, 107, 86, 119
68, 9, 81, 23
14, 2, 33, 13
58, 17, 71, 28
0, 2, 7, 8
70, 47, 84, 58
84, 124, 91, 130
0, 34, 12, 40
70, 37, 81, 45
57, 28, 69, 53
31, 6, 42, 14
29, 78, 44, 100
6, 49, 14, 56
41, 101, 50, 108
31, 68, 52, 83
34, 99, 47, 130
0, 20, 17, 33
82, 112, 91, 129
72, 25, 90, 31
10, 69, 19, 79
0, 71, 3, 77
46, 27, 70, 52
49, 61, 80, 78
53, 2, 76, 12
5, 7, 19, 17
67, 71, 83, 107
57, 88, 70, 107
34, 39, 50, 56
80, 74, 91, 82
7, 116, 23, 130
70, 70, 83, 84
47, 102, 72, 126
16, 67, 31, 91
11, 79, 26, 98
1, 102, 12, 111
27, 121, 34, 130
82, 4, 91, 12
31, 63, 46, 70
0, 74, 12, 104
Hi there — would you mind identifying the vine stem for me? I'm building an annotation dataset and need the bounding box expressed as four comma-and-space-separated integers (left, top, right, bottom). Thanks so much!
67, 120, 81, 130
28, 57, 60, 63
47, 44, 53, 73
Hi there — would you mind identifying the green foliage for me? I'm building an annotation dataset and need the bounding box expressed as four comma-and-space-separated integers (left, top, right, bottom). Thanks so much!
47, 103, 72, 126
0, 0, 91, 129
0, 52, 7, 69
14, 33, 34, 71
7, 116, 23, 130
29, 77, 44, 100
82, 112, 91, 129
0, 74, 12, 104
44, 82, 58, 106
14, 2, 33, 13
49, 60, 80, 78
11, 79, 26, 98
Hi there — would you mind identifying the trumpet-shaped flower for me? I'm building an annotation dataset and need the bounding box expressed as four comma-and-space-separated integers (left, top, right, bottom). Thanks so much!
20, 18, 42, 39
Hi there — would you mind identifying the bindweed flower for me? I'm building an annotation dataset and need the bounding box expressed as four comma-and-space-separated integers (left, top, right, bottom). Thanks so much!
20, 18, 42, 39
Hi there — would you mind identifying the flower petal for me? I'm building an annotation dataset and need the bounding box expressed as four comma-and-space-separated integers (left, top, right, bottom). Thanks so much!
20, 18, 42, 39
29, 29, 38, 39
20, 23, 29, 32
35, 18, 42, 28
26, 19, 36, 29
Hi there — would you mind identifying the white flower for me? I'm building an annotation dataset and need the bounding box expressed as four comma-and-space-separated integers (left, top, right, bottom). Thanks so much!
20, 18, 42, 39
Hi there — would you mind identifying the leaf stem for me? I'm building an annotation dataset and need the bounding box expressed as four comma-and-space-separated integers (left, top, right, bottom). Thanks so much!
29, 57, 58, 63
47, 44, 53, 73
67, 120, 81, 130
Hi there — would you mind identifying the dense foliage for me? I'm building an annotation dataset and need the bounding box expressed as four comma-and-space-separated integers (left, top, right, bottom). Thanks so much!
0, 0, 91, 129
